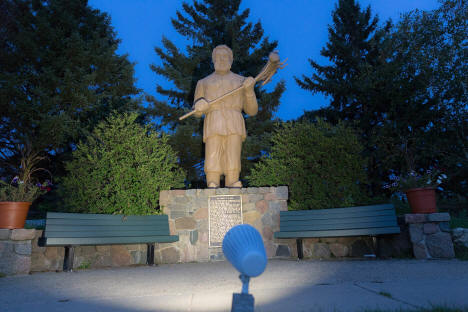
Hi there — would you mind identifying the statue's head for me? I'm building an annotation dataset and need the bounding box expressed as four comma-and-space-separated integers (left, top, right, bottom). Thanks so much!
212, 45, 233, 73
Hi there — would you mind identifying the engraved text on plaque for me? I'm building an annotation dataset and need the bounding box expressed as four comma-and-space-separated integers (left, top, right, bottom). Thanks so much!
209, 195, 242, 247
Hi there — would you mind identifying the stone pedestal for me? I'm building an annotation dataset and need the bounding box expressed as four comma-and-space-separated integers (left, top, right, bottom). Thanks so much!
0, 229, 36, 275
159, 186, 288, 263
405, 213, 455, 259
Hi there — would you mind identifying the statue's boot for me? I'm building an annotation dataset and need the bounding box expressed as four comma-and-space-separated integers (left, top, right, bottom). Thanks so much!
206, 172, 220, 188
226, 171, 242, 188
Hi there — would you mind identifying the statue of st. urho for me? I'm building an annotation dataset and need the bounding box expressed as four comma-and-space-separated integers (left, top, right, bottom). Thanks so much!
179, 45, 286, 188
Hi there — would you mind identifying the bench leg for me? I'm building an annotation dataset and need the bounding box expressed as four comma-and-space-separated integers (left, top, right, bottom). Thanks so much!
147, 243, 155, 266
63, 246, 75, 272
296, 239, 304, 259
372, 236, 380, 257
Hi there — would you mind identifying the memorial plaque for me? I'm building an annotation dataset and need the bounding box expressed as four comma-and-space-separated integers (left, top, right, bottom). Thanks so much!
209, 195, 242, 247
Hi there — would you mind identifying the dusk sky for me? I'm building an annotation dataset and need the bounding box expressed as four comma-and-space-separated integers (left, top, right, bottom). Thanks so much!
88, 0, 440, 121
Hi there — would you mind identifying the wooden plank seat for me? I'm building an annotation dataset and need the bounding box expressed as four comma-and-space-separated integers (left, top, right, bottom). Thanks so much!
274, 204, 400, 259
39, 212, 179, 271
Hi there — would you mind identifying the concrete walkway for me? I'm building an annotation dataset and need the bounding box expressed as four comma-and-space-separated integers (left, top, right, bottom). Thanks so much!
1, 259, 467, 312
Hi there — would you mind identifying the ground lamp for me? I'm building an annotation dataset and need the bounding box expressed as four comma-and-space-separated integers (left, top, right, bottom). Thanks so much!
222, 224, 267, 312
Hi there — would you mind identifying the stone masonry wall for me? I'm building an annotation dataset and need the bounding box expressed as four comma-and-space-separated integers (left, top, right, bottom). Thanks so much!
30, 230, 148, 272
159, 186, 288, 263
0, 229, 36, 275
405, 213, 455, 259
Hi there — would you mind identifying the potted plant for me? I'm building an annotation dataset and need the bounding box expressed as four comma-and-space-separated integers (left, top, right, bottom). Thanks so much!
0, 176, 52, 229
385, 169, 447, 214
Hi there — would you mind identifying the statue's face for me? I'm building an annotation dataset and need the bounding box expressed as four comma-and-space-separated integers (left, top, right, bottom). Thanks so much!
213, 49, 232, 73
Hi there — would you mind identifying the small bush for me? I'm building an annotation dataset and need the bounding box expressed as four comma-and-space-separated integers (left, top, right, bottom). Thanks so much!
60, 112, 185, 215
247, 119, 370, 210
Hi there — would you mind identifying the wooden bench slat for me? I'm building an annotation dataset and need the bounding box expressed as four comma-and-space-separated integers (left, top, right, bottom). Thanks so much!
280, 215, 397, 227
280, 220, 398, 232
46, 212, 169, 221
274, 226, 401, 239
43, 224, 169, 232
45, 218, 170, 226
43, 235, 179, 246
280, 204, 394, 216
280, 209, 395, 220
44, 230, 171, 238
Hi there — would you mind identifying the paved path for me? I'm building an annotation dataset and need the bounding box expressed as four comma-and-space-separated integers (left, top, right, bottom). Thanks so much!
1, 259, 467, 311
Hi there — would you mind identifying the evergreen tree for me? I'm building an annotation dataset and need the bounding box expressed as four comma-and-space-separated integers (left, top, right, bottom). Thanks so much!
0, 0, 140, 183
147, 0, 285, 186
295, 0, 393, 195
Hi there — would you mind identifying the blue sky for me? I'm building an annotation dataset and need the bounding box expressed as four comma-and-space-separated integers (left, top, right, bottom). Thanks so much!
88, 0, 439, 121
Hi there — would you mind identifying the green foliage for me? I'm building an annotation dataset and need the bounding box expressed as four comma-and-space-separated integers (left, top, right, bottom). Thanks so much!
297, 0, 467, 198
61, 113, 185, 215
77, 261, 91, 270
0, 0, 140, 192
147, 0, 285, 185
247, 120, 370, 210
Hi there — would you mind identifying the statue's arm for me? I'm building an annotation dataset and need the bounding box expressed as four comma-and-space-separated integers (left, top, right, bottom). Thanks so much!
192, 80, 205, 118
243, 77, 258, 116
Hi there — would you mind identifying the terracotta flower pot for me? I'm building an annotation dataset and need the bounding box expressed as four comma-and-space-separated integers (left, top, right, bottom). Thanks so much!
405, 188, 437, 214
0, 201, 31, 229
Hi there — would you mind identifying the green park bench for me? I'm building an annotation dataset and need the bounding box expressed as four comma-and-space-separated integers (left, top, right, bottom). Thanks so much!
39, 212, 179, 271
274, 204, 400, 259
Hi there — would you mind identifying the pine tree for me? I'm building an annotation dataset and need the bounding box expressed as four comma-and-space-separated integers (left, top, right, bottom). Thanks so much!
295, 0, 391, 124
0, 0, 140, 182
295, 0, 391, 195
147, 0, 285, 186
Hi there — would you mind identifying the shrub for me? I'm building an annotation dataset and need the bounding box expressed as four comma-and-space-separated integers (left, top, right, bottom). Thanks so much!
247, 119, 370, 210
60, 112, 185, 215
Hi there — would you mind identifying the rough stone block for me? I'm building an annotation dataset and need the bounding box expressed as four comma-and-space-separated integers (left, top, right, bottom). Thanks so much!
405, 214, 427, 224
242, 202, 255, 212
96, 245, 111, 253
10, 229, 36, 241
258, 187, 271, 194
264, 193, 276, 201
409, 224, 424, 243
279, 201, 288, 211
175, 217, 197, 230
426, 232, 455, 259
452, 228, 468, 248
262, 226, 273, 241
248, 193, 264, 203
173, 189, 186, 196
427, 213, 451, 222
311, 243, 331, 259
160, 246, 180, 263
247, 187, 259, 194
413, 241, 429, 259
275, 245, 291, 257
229, 188, 241, 195
320, 237, 338, 243
255, 200, 268, 214
243, 211, 261, 225
111, 245, 132, 266
30, 252, 51, 272
216, 188, 230, 195
185, 189, 197, 197
276, 186, 288, 200
194, 207, 208, 220
0, 229, 10, 240
329, 243, 349, 257
14, 242, 32, 255
439, 222, 451, 233
423, 223, 439, 234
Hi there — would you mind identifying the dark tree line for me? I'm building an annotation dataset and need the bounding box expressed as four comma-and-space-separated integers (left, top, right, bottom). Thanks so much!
297, 0, 467, 199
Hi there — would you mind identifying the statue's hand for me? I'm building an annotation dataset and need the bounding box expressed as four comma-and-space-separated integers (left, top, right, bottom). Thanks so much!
243, 76, 255, 91
194, 98, 209, 112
